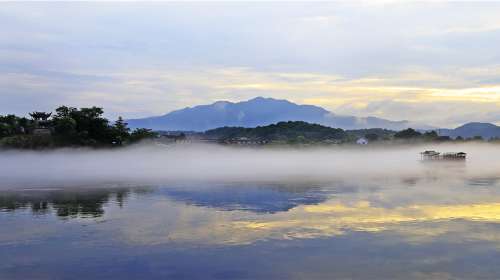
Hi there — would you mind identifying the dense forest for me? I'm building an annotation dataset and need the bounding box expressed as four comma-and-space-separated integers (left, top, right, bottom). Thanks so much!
203, 121, 347, 144
204, 121, 397, 144
203, 121, 492, 145
0, 106, 157, 149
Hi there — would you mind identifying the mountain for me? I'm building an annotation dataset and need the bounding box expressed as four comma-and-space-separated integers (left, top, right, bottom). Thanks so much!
438, 122, 500, 139
126, 97, 430, 131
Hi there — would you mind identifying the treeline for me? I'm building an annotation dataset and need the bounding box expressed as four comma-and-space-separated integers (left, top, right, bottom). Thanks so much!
203, 121, 394, 144
0, 106, 157, 149
2, 111, 495, 149
203, 121, 496, 145
393, 128, 491, 142
204, 121, 347, 144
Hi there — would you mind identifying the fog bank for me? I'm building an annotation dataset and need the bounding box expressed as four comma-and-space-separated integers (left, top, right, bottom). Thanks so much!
0, 143, 499, 188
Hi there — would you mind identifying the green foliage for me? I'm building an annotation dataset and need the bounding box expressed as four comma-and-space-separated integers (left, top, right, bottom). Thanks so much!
51, 106, 111, 146
422, 130, 438, 140
205, 121, 347, 144
130, 128, 158, 143
345, 128, 395, 142
205, 123, 487, 145
473, 135, 484, 141
0, 114, 31, 137
0, 135, 53, 149
364, 133, 379, 141
111, 117, 130, 145
437, 136, 451, 142
53, 115, 77, 139
394, 128, 422, 139
0, 106, 157, 149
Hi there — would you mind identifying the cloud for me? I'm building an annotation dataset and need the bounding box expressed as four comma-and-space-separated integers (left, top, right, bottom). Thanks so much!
1, 2, 500, 126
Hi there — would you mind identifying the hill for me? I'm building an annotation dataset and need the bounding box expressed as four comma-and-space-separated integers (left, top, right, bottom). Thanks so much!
438, 122, 500, 139
202, 121, 396, 144
126, 97, 429, 131
204, 121, 347, 143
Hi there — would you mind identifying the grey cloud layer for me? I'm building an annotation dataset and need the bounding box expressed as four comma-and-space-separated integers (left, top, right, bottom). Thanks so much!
1, 2, 500, 126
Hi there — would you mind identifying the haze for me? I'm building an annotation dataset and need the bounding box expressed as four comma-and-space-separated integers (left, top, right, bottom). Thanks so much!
1, 143, 499, 189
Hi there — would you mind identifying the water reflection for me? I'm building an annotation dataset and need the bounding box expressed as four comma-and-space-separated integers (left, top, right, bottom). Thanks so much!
158, 183, 351, 213
1, 177, 500, 279
0, 183, 348, 217
0, 187, 147, 218
467, 177, 500, 186
131, 177, 500, 246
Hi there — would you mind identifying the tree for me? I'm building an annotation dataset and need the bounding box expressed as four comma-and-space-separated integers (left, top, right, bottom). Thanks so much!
130, 128, 158, 143
437, 136, 451, 142
72, 107, 111, 144
111, 117, 130, 145
0, 114, 32, 137
0, 115, 15, 137
422, 130, 438, 141
0, 106, 162, 149
52, 106, 112, 146
53, 116, 77, 135
52, 106, 78, 143
288, 135, 307, 144
473, 135, 484, 141
365, 133, 379, 142
394, 128, 422, 139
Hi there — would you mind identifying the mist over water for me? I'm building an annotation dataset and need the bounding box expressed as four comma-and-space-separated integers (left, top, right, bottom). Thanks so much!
2, 143, 500, 279
1, 143, 499, 189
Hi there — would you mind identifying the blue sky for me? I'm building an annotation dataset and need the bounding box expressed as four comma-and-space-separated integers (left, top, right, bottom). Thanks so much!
1, 2, 500, 127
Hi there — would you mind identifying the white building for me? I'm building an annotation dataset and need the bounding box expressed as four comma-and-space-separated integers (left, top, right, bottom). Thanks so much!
356, 137, 368, 145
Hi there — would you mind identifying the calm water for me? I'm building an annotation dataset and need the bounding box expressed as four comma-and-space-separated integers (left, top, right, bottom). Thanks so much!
1, 172, 500, 279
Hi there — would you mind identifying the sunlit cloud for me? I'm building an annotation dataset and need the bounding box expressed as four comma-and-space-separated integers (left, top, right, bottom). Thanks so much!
1, 2, 500, 127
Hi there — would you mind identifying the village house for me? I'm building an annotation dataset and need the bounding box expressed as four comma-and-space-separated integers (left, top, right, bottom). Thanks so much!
356, 137, 368, 145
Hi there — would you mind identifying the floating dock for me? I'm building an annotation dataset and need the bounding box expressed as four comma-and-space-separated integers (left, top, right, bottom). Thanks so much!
420, 150, 466, 161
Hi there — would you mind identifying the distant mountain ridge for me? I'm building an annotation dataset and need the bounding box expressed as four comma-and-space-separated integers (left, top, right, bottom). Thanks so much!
126, 97, 430, 131
438, 122, 500, 139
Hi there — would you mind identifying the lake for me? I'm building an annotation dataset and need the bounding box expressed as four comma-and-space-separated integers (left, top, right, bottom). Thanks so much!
1, 167, 500, 279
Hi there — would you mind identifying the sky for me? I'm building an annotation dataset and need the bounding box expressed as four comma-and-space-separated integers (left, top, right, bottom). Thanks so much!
1, 1, 500, 128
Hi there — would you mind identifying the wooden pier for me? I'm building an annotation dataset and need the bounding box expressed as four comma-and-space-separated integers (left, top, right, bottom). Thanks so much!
420, 150, 466, 161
